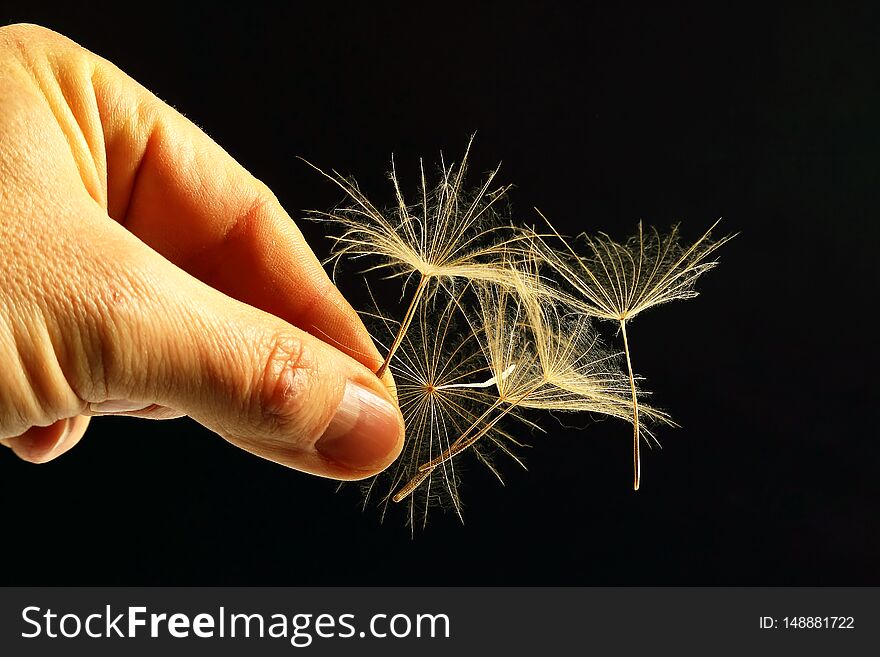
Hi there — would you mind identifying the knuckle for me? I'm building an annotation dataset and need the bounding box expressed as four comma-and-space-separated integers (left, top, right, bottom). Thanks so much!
255, 332, 319, 443
224, 187, 280, 248
0, 306, 80, 435
0, 24, 87, 63
0, 23, 51, 42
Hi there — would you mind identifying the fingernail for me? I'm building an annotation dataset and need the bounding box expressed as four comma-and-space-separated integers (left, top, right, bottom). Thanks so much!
46, 420, 73, 456
14, 420, 71, 461
316, 382, 402, 471
88, 399, 149, 414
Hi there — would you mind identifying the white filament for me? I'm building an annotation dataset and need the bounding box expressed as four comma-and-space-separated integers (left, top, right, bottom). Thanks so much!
437, 364, 517, 390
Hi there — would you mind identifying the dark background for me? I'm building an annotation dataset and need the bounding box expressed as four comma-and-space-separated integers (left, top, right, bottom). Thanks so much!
1, 2, 876, 584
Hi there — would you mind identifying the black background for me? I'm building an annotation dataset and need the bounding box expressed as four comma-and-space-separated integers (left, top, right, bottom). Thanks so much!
0, 2, 876, 584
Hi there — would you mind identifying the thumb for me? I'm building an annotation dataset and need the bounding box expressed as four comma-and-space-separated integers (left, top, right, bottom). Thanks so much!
75, 235, 405, 481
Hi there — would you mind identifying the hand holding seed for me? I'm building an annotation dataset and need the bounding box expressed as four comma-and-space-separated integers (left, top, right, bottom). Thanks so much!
0, 24, 404, 478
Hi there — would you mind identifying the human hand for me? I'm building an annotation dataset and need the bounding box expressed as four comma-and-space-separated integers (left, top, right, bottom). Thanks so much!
0, 24, 404, 479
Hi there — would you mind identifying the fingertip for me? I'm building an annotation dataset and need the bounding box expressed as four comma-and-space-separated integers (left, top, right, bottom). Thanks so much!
9, 421, 69, 463
7, 416, 89, 464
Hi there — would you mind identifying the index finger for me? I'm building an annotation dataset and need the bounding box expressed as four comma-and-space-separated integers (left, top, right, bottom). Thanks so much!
38, 29, 383, 373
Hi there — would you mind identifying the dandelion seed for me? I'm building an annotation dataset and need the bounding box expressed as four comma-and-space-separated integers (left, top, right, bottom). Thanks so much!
302, 135, 529, 377
395, 272, 667, 501
304, 135, 733, 522
532, 214, 735, 490
362, 289, 530, 530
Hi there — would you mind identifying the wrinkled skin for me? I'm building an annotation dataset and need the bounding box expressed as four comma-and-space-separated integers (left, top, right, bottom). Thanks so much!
0, 24, 403, 479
